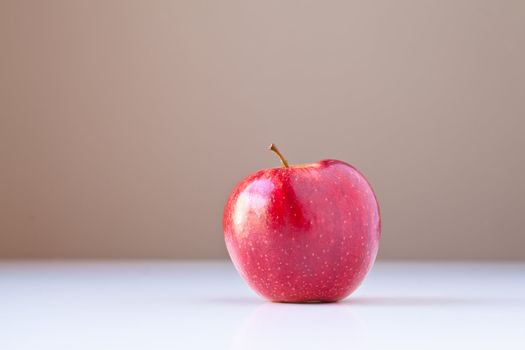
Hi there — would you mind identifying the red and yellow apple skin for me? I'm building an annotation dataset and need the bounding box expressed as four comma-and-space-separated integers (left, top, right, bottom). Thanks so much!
223, 158, 380, 303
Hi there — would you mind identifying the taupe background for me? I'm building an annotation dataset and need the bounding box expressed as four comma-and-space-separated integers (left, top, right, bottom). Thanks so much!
1, 1, 524, 260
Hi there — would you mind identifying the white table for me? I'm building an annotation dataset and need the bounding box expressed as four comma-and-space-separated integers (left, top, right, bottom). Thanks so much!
1, 261, 524, 349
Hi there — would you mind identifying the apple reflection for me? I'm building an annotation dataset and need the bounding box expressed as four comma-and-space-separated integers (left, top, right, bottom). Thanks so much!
230, 301, 371, 350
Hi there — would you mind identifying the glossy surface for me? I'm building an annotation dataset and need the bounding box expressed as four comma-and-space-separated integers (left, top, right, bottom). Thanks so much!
1, 261, 524, 350
223, 160, 380, 302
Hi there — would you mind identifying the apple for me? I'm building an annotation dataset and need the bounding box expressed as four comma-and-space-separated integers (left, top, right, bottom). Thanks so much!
223, 144, 381, 303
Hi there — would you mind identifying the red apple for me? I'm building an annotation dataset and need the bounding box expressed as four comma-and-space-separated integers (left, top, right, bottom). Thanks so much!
223, 144, 381, 303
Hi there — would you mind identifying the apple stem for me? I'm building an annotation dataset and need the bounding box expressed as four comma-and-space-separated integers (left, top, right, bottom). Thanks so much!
269, 143, 290, 168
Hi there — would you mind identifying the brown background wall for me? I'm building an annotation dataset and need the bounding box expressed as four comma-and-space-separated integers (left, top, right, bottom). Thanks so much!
1, 1, 524, 260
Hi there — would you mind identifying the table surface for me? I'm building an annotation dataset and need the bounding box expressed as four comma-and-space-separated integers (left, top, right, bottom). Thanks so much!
1, 261, 524, 350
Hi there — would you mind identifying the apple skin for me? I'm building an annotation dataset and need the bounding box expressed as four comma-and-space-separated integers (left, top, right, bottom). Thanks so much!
223, 159, 380, 303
